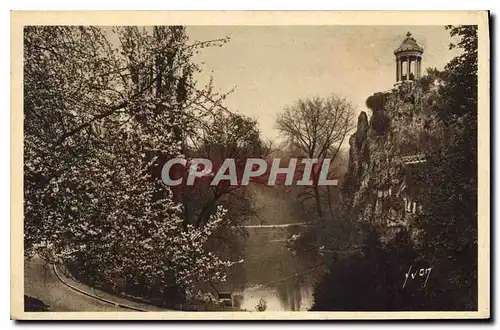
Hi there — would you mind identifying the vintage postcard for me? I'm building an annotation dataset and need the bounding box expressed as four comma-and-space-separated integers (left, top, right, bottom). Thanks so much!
11, 11, 490, 320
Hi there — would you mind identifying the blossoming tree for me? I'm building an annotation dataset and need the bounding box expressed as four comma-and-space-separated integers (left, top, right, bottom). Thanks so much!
24, 26, 241, 301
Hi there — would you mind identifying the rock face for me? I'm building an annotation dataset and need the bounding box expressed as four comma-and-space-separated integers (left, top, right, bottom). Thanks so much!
342, 80, 443, 243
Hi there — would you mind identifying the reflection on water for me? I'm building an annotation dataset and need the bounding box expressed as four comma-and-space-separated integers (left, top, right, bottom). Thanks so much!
227, 226, 325, 311
240, 281, 315, 311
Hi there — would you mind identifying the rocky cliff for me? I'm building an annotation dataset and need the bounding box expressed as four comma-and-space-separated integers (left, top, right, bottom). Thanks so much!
342, 79, 444, 244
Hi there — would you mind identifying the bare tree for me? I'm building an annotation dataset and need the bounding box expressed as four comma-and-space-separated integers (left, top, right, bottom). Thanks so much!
275, 95, 356, 219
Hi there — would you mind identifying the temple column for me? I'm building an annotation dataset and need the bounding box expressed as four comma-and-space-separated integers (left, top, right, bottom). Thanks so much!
396, 58, 400, 81
407, 56, 411, 80
407, 57, 411, 80
410, 56, 414, 80
408, 56, 415, 80
417, 58, 421, 78
401, 57, 404, 80
400, 58, 404, 80
397, 58, 400, 81
402, 56, 408, 80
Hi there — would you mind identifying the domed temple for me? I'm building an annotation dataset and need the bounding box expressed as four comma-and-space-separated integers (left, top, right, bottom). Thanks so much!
394, 32, 424, 83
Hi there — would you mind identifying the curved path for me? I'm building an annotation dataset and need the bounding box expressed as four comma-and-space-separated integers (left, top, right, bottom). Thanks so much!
24, 256, 167, 312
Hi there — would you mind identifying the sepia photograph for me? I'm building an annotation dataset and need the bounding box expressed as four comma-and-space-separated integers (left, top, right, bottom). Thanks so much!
10, 11, 490, 320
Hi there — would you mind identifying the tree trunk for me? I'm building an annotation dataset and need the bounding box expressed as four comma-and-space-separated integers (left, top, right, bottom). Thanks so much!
313, 184, 323, 219
327, 185, 335, 218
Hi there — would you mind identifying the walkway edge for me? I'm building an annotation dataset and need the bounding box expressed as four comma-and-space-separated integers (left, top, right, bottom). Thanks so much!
52, 264, 146, 312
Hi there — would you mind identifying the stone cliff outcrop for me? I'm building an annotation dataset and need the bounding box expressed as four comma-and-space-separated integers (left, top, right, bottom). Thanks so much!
342, 79, 444, 243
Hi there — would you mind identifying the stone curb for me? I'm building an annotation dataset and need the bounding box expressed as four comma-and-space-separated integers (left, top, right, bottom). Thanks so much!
52, 264, 147, 312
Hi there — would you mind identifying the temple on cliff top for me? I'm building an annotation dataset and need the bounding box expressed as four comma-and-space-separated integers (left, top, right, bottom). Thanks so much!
343, 32, 434, 244
394, 32, 424, 83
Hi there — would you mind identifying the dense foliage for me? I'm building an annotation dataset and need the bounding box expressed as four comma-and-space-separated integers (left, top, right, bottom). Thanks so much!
416, 25, 478, 310
24, 26, 248, 303
311, 25, 478, 311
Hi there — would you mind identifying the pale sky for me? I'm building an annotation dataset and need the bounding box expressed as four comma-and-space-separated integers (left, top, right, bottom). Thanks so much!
187, 26, 460, 141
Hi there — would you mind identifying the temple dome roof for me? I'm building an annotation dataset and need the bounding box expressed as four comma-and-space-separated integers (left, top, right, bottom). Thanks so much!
394, 32, 424, 55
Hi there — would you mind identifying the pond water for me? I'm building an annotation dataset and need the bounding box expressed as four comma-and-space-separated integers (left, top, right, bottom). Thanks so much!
226, 226, 325, 311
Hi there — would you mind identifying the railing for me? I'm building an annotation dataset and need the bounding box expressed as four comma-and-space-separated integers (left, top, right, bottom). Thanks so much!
239, 222, 313, 229
401, 153, 426, 165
